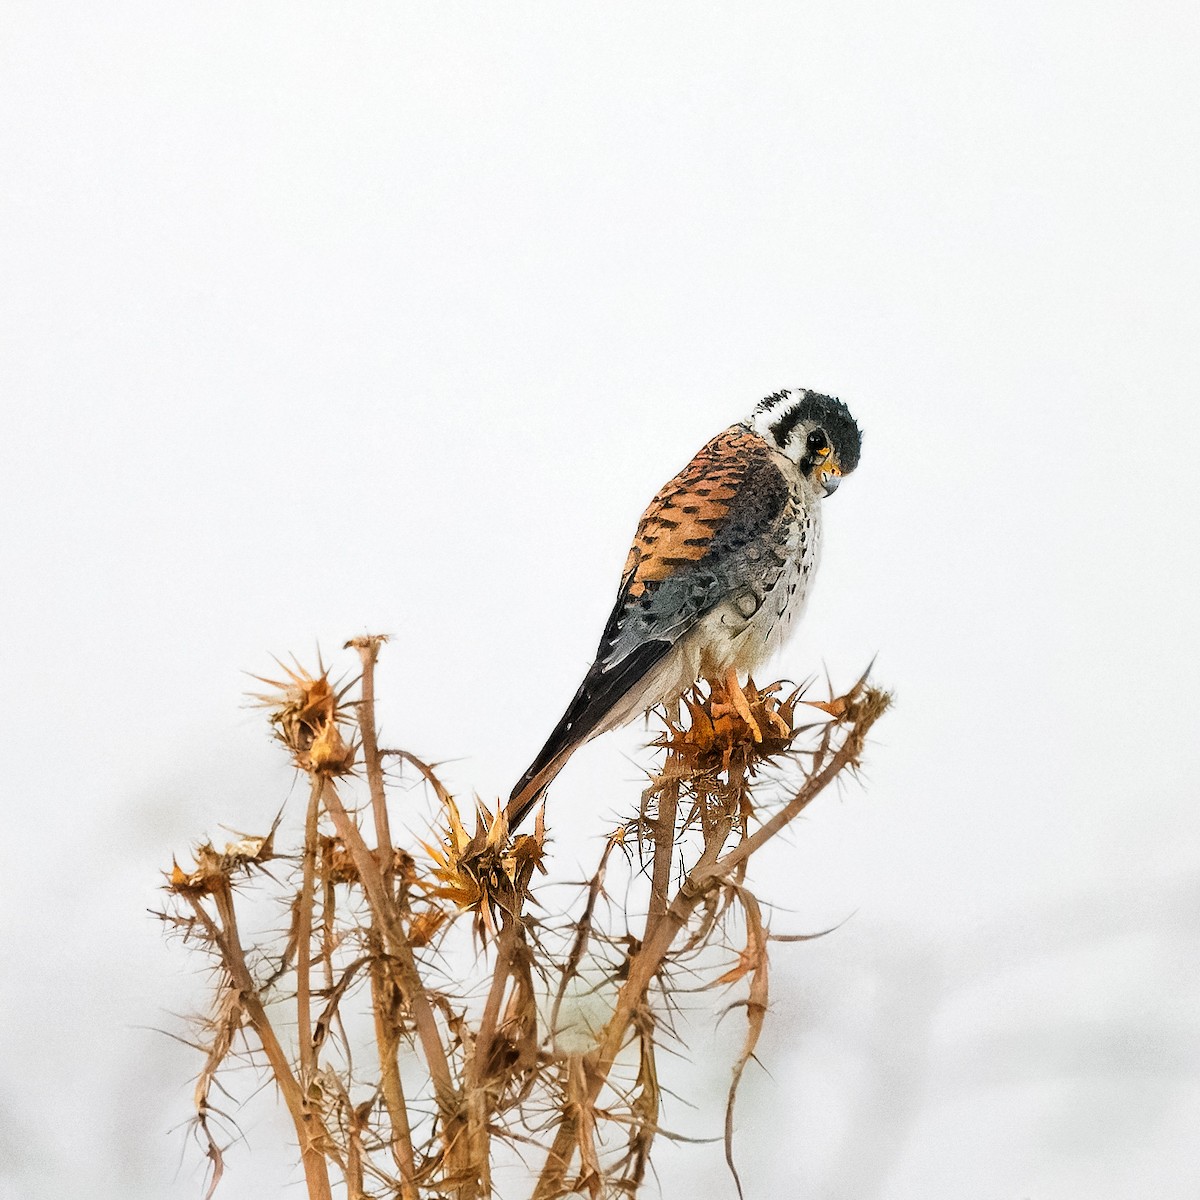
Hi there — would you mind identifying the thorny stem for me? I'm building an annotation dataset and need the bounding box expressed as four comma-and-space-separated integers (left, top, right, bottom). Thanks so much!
318, 778, 465, 1169
644, 775, 678, 940
722, 885, 769, 1200
296, 774, 323, 1088
349, 636, 394, 879
689, 703, 874, 891
351, 638, 421, 1198
342, 1112, 366, 1200
461, 917, 522, 1198
368, 933, 420, 1200
186, 886, 334, 1200
471, 919, 517, 1093
548, 836, 618, 1046
622, 694, 885, 1031
531, 1110, 581, 1200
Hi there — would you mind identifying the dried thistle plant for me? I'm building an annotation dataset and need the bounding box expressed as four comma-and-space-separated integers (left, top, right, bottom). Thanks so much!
159, 635, 889, 1199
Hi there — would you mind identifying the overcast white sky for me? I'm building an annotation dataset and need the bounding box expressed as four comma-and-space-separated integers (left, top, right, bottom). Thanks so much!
2, 3, 1199, 1198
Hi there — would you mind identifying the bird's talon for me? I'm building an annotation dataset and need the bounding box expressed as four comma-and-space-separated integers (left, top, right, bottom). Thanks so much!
725, 670, 763, 742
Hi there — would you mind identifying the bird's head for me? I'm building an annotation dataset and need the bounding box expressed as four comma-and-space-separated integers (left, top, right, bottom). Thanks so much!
747, 388, 862, 497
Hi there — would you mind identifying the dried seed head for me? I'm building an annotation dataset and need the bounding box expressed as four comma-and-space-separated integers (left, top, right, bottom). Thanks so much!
660, 677, 802, 776
165, 829, 277, 894
319, 839, 416, 886
421, 798, 547, 938
407, 908, 450, 948
251, 658, 357, 775
306, 717, 356, 774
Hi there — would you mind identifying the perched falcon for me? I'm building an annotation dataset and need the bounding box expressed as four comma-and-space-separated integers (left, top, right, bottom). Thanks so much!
507, 388, 862, 829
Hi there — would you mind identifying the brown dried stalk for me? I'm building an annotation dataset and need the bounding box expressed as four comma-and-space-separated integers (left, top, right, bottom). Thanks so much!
182, 878, 334, 1200
160, 639, 888, 1200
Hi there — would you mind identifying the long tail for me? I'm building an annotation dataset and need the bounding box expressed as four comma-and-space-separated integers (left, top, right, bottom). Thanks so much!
506, 751, 575, 832
507, 639, 672, 831
505, 683, 596, 830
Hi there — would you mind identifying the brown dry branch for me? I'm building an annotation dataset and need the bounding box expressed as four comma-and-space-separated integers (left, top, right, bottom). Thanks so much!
159, 638, 889, 1199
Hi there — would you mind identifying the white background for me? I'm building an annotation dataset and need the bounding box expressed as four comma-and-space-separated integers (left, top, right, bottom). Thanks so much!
2, 3, 1199, 1197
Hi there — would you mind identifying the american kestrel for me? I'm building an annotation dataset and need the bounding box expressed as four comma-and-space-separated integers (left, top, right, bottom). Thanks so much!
508, 388, 862, 829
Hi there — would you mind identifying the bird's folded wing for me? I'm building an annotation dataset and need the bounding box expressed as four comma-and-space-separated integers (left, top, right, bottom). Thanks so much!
599, 424, 791, 671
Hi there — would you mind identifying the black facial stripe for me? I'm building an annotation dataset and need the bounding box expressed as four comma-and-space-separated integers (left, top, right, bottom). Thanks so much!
768, 403, 807, 448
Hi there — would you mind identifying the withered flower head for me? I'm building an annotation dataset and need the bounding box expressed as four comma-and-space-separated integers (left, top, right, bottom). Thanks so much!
251, 657, 358, 775
166, 828, 277, 895
421, 797, 547, 939
660, 677, 802, 776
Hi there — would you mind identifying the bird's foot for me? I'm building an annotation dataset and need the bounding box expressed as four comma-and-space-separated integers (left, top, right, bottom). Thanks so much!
724, 669, 763, 743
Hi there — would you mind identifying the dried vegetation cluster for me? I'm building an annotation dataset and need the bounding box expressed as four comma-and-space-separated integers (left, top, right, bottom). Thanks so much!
159, 635, 889, 1200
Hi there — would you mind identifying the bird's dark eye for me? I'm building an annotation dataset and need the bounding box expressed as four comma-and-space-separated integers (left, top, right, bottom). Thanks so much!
806, 429, 829, 455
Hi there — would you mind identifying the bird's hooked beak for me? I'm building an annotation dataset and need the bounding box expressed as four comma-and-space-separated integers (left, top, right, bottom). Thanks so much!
817, 459, 842, 497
